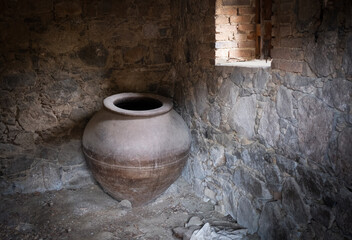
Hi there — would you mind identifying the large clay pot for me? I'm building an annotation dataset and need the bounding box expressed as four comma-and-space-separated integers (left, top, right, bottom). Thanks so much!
82, 93, 191, 206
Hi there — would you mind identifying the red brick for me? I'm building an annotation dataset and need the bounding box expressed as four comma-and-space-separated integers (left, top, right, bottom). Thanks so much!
280, 38, 303, 48
272, 59, 304, 73
280, 2, 295, 13
271, 47, 304, 61
237, 40, 256, 48
278, 14, 292, 23
216, 24, 237, 33
280, 25, 292, 37
216, 41, 238, 49
215, 58, 229, 65
237, 23, 255, 32
216, 6, 238, 15
223, 0, 251, 6
234, 33, 248, 41
216, 49, 229, 58
229, 49, 255, 58
230, 15, 254, 24
246, 32, 256, 40
216, 16, 230, 24
238, 7, 255, 15
216, 32, 233, 41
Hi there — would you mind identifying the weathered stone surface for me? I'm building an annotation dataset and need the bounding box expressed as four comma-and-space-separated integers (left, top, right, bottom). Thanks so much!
337, 127, 352, 186
78, 42, 108, 67
186, 216, 203, 227
276, 86, 293, 119
208, 104, 221, 127
223, 189, 241, 220
342, 33, 352, 79
295, 165, 324, 200
258, 201, 288, 240
281, 73, 316, 93
210, 145, 225, 167
1, 72, 36, 91
18, 103, 57, 132
58, 140, 85, 166
253, 68, 269, 92
258, 101, 280, 147
305, 35, 337, 77
217, 78, 239, 106
297, 95, 333, 164
191, 155, 207, 181
240, 142, 266, 173
173, 226, 188, 238
190, 222, 248, 240
311, 204, 334, 229
228, 94, 257, 139
119, 199, 132, 209
2, 155, 34, 176
264, 164, 282, 192
282, 178, 310, 226
296, 0, 321, 32
143, 23, 159, 39
13, 132, 37, 148
204, 188, 216, 202
277, 122, 300, 159
9, 161, 62, 194
46, 78, 79, 104
61, 164, 94, 189
237, 197, 259, 234
55, 0, 82, 18
232, 167, 272, 200
336, 188, 352, 236
123, 45, 148, 64
194, 80, 209, 117
320, 78, 352, 111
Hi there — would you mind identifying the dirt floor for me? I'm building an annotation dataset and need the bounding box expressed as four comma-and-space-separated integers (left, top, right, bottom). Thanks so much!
0, 178, 258, 240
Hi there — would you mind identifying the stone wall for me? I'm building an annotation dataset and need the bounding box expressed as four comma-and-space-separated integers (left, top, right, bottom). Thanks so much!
1, 0, 351, 238
173, 0, 352, 239
0, 0, 174, 193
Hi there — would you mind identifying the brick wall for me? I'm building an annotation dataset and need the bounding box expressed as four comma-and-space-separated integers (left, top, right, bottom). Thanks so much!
215, 0, 256, 64
270, 0, 308, 74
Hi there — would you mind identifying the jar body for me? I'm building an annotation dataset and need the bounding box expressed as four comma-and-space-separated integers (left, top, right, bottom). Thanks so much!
82, 93, 191, 206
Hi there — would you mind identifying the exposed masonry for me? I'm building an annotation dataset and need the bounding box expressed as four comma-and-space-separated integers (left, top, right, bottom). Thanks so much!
1, 0, 352, 239
215, 0, 257, 63
174, 0, 352, 239
0, 0, 174, 193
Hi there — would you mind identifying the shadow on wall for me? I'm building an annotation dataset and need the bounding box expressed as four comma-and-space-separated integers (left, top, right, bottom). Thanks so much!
174, 0, 352, 239
0, 0, 176, 194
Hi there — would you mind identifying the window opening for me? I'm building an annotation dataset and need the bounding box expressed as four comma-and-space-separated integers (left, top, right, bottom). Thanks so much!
215, 0, 272, 66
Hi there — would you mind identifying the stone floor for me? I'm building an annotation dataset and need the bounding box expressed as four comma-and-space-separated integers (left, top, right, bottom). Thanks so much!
0, 177, 259, 240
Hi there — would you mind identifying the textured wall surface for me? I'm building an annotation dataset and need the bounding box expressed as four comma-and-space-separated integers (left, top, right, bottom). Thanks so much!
173, 0, 352, 239
1, 0, 352, 239
215, 0, 257, 63
0, 0, 174, 193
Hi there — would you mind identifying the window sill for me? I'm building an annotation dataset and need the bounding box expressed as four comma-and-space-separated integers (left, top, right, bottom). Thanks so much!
215, 60, 272, 68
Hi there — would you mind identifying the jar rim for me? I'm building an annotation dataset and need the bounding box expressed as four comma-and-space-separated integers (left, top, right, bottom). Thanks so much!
103, 93, 173, 117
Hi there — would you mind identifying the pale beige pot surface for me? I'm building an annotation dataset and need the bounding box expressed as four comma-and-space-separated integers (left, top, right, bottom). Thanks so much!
82, 93, 191, 206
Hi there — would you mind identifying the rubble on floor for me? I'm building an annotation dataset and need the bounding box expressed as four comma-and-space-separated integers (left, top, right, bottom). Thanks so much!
0, 178, 259, 240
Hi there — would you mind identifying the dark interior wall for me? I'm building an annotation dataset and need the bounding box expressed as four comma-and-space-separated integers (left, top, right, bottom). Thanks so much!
173, 0, 352, 238
0, 0, 174, 193
1, 0, 351, 238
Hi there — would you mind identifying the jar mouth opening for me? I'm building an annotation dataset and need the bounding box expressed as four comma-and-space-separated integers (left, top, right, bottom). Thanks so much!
114, 97, 163, 111
104, 93, 173, 117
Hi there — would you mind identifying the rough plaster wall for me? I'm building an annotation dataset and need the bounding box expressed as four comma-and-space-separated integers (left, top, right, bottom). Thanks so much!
173, 0, 352, 239
0, 0, 174, 193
